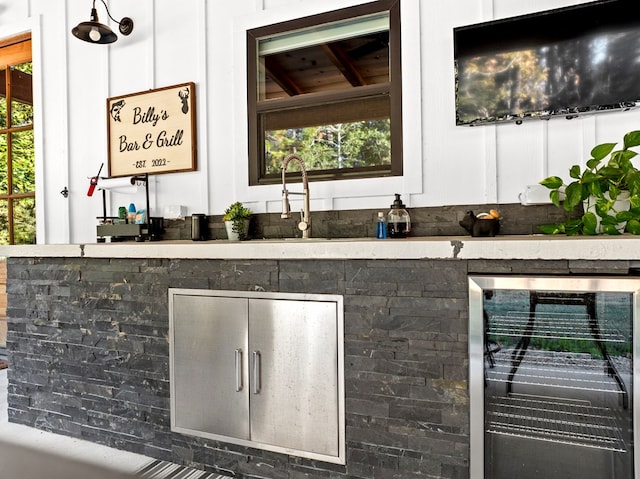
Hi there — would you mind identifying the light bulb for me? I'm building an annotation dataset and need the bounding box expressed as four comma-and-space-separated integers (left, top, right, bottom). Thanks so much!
89, 27, 101, 42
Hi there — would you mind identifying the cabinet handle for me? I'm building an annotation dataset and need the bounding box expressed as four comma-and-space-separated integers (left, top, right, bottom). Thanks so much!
252, 350, 261, 395
235, 349, 243, 392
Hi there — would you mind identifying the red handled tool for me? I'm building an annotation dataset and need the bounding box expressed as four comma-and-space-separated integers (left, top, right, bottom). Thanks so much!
87, 163, 104, 197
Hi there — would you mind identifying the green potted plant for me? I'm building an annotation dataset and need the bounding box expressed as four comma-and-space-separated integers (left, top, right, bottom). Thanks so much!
223, 201, 252, 241
539, 130, 640, 235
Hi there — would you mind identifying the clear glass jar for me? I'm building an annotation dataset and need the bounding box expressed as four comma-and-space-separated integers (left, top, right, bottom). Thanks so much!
387, 194, 410, 238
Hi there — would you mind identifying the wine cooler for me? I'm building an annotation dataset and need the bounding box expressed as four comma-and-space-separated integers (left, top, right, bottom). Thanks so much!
469, 276, 638, 479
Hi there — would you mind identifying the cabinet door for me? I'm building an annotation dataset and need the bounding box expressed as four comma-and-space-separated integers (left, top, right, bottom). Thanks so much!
248, 298, 340, 457
171, 295, 250, 440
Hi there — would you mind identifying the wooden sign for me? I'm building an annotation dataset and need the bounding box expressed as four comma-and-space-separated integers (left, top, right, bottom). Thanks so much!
107, 82, 197, 177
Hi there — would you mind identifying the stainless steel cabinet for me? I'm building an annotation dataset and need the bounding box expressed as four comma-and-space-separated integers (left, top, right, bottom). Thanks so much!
171, 294, 250, 440
169, 289, 345, 464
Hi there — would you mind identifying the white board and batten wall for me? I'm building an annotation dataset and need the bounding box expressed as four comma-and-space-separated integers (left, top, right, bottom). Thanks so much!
0, 0, 636, 244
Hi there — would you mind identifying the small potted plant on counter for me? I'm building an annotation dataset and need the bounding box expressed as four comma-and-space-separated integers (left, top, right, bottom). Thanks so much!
539, 130, 640, 235
223, 201, 252, 241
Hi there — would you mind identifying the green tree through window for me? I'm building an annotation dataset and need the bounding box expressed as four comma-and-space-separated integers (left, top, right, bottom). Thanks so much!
265, 121, 391, 174
0, 34, 34, 245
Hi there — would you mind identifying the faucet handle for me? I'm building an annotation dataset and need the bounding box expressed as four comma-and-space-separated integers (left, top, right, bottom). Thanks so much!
281, 190, 291, 219
298, 209, 309, 232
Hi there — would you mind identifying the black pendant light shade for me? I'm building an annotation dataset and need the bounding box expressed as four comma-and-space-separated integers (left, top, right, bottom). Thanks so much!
72, 1, 134, 44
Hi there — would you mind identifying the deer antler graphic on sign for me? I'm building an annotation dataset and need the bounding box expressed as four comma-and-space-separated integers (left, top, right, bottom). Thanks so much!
178, 88, 190, 114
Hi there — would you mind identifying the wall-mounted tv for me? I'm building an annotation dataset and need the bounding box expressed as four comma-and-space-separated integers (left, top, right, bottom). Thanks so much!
454, 0, 640, 126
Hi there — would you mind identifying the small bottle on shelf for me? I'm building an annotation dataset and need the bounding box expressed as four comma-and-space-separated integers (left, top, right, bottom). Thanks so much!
376, 211, 388, 239
127, 203, 136, 223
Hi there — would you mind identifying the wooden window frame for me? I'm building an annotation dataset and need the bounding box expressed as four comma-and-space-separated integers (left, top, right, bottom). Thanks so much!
247, 0, 402, 186
0, 33, 34, 244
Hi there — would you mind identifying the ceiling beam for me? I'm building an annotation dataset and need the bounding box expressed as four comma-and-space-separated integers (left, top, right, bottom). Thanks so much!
322, 43, 366, 87
0, 69, 33, 105
264, 57, 305, 97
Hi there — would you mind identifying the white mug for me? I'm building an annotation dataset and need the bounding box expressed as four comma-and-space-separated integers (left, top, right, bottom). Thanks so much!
518, 184, 563, 205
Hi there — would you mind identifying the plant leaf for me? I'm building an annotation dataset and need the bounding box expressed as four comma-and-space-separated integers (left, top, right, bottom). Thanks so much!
601, 224, 622, 235
623, 130, 640, 149
616, 210, 634, 222
598, 165, 623, 179
609, 184, 621, 200
586, 158, 601, 170
626, 219, 640, 235
581, 171, 598, 184
539, 176, 563, 189
582, 212, 598, 234
587, 180, 602, 198
595, 201, 613, 218
619, 149, 637, 162
549, 189, 562, 208
564, 218, 585, 235
591, 142, 616, 161
569, 165, 582, 179
538, 224, 563, 234
626, 170, 640, 196
564, 182, 584, 210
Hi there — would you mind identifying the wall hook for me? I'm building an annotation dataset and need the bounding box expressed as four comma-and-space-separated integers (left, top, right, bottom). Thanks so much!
61, 186, 69, 198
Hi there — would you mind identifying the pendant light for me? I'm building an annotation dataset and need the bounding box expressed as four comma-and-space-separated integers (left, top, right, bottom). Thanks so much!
72, 0, 134, 45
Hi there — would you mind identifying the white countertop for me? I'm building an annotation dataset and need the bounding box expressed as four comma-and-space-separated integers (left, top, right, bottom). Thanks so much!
1, 235, 639, 260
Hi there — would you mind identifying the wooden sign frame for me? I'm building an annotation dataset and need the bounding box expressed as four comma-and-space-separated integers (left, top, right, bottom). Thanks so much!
107, 82, 197, 177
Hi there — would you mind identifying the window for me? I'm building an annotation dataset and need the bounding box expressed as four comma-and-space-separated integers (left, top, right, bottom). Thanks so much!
247, 0, 401, 185
0, 33, 34, 245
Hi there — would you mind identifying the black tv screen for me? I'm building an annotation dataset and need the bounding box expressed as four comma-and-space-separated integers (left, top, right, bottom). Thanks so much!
454, 0, 640, 126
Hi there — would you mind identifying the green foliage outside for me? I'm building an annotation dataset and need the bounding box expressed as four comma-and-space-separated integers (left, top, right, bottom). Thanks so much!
264, 120, 391, 175
0, 61, 35, 245
492, 335, 631, 358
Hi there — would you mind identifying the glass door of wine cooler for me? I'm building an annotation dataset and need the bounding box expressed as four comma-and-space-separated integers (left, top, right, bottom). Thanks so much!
469, 276, 638, 479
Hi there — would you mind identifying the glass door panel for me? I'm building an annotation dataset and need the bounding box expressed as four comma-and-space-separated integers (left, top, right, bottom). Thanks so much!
11, 130, 34, 193
469, 277, 637, 479
10, 63, 33, 127
12, 197, 35, 245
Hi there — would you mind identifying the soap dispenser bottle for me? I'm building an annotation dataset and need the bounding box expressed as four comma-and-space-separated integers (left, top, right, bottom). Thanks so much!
387, 193, 411, 238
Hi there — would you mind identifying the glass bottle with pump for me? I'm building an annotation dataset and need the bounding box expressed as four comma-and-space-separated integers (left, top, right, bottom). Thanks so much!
387, 193, 410, 238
